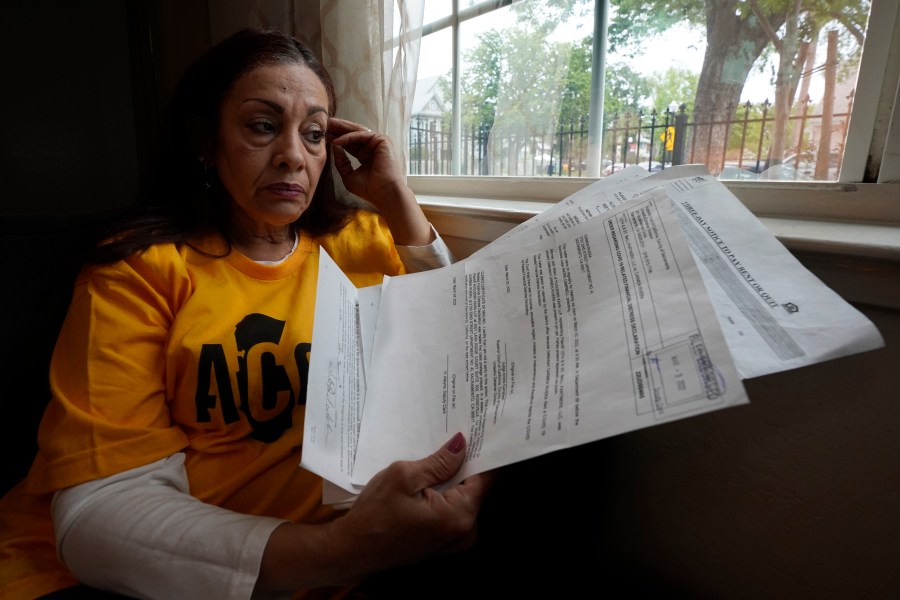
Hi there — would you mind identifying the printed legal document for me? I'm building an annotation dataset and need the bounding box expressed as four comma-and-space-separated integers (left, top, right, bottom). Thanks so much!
302, 165, 884, 496
477, 165, 884, 378
304, 187, 749, 492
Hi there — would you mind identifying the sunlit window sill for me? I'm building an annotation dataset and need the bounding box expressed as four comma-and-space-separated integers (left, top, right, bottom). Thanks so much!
415, 183, 900, 310
758, 217, 900, 260
412, 178, 900, 262
417, 196, 899, 260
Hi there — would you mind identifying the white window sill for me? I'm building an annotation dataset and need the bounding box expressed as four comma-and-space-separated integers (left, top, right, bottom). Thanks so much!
412, 178, 900, 261
414, 181, 900, 310
757, 217, 899, 260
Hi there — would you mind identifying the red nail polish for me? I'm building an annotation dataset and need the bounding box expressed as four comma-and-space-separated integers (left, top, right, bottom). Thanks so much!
447, 432, 465, 454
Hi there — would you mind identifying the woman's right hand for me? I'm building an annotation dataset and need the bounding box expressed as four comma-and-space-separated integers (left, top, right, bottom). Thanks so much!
256, 433, 493, 591
339, 431, 491, 562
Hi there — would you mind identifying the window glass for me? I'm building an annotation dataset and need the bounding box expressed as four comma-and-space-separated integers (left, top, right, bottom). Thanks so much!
411, 27, 452, 175
413, 0, 872, 182
423, 0, 453, 26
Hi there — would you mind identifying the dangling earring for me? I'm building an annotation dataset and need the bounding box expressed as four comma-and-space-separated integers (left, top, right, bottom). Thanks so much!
198, 156, 212, 189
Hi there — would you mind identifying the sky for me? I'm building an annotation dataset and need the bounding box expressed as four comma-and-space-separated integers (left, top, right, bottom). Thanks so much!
413, 2, 835, 106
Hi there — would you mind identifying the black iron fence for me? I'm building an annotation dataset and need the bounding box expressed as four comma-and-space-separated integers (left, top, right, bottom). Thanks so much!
409, 94, 853, 180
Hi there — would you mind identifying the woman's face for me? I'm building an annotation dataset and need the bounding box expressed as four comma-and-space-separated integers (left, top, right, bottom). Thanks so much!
214, 62, 330, 233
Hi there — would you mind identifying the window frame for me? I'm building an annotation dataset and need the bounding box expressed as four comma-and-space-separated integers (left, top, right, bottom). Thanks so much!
409, 0, 900, 231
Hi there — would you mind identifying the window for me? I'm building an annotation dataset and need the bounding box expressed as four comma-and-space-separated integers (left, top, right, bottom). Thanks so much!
410, 0, 897, 187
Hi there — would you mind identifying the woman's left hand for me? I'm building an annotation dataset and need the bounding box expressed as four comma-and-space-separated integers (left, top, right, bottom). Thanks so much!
328, 117, 404, 208
328, 117, 433, 246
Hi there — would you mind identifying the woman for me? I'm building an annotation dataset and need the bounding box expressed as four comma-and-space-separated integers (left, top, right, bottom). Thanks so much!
0, 29, 491, 599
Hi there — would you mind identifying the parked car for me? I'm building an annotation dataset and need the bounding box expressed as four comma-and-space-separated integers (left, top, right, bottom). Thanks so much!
757, 163, 814, 181
721, 153, 841, 181
780, 152, 842, 180
719, 164, 759, 180
603, 161, 664, 176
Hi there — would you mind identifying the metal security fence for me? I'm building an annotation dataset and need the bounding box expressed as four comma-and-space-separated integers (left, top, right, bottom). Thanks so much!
409, 94, 852, 181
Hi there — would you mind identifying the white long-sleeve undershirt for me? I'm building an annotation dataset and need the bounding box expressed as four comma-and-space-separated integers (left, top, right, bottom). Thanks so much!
52, 454, 288, 600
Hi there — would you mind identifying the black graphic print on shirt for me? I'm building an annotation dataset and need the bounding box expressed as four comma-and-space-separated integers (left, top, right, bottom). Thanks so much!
195, 313, 310, 443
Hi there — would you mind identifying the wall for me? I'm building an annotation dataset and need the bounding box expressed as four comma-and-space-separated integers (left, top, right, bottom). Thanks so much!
601, 302, 899, 598
1, 2, 140, 215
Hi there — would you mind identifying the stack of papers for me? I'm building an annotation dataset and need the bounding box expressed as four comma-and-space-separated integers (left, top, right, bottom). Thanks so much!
301, 165, 884, 503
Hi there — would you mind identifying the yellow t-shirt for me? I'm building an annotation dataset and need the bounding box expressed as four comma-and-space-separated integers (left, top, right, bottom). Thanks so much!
0, 210, 404, 599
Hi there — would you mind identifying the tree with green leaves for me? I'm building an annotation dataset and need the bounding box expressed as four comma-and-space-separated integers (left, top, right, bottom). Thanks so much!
610, 0, 784, 170
559, 36, 594, 127
458, 29, 503, 131
455, 23, 574, 174
743, 0, 868, 168
646, 66, 698, 114
609, 0, 868, 173
438, 0, 867, 176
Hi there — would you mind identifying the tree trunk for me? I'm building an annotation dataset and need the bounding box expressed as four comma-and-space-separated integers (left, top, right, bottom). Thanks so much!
790, 30, 818, 152
815, 29, 838, 180
690, 0, 784, 173
769, 0, 803, 168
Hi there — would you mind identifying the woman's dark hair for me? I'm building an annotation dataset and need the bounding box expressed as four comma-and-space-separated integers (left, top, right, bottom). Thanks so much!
88, 28, 354, 264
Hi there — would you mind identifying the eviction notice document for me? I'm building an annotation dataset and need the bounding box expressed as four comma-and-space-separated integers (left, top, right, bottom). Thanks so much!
477, 166, 884, 378
347, 188, 748, 489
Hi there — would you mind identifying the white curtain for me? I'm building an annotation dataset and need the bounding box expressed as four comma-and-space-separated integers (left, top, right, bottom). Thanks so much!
235, 0, 425, 182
